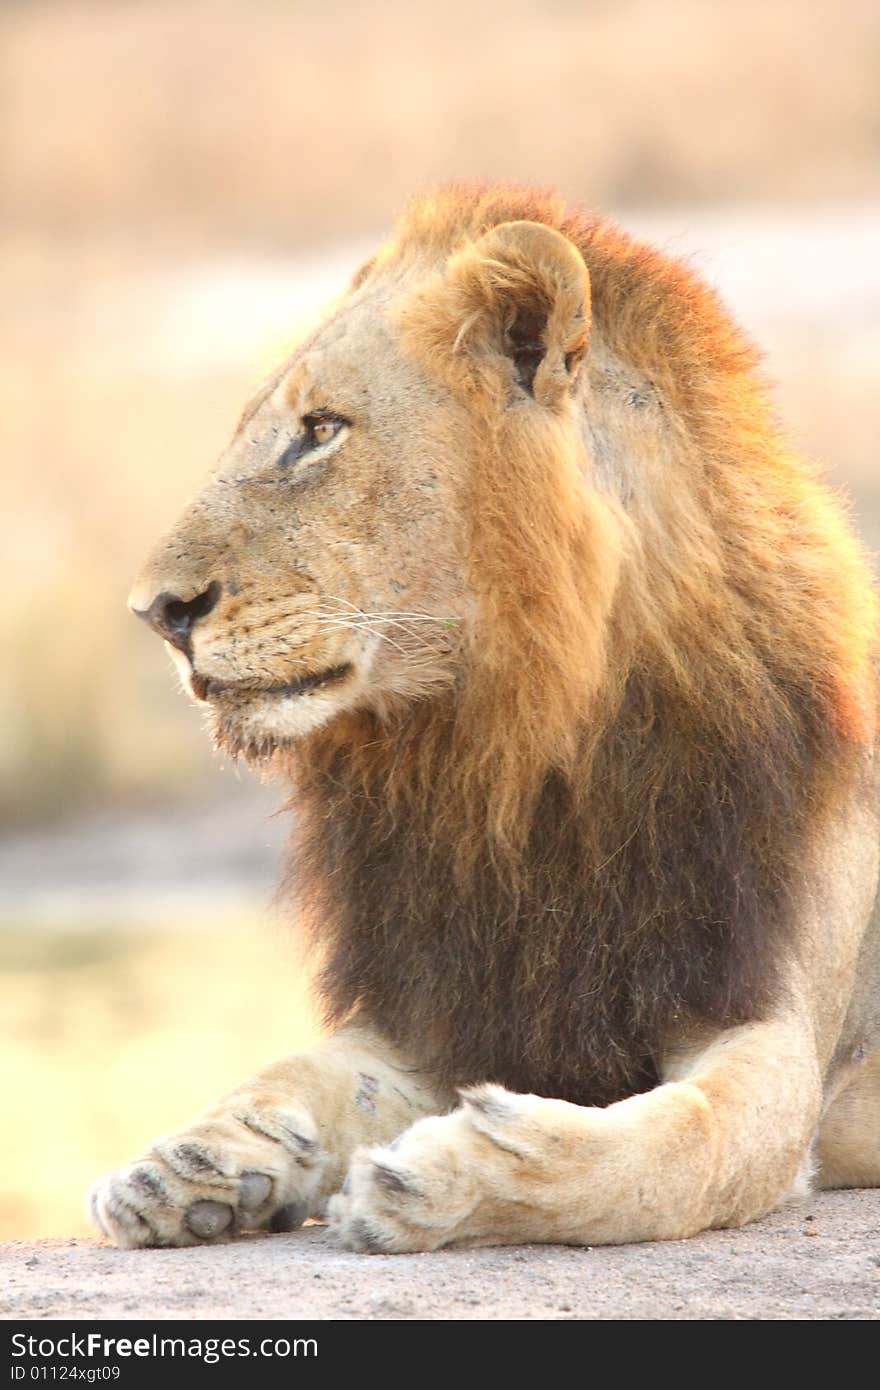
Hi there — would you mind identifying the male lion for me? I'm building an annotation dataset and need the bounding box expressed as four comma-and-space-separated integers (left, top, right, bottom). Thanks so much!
90, 184, 880, 1252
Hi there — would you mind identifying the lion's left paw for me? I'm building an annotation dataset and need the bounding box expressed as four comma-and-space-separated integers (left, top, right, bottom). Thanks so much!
326, 1085, 549, 1253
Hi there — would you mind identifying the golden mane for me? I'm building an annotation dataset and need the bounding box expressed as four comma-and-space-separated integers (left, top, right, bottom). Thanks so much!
286, 183, 878, 1107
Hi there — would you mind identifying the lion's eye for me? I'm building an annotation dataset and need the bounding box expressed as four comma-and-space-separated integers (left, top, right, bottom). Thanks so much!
311, 419, 338, 446
277, 415, 348, 470
305, 415, 345, 448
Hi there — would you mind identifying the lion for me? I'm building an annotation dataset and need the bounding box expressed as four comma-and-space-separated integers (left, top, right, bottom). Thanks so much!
89, 183, 880, 1253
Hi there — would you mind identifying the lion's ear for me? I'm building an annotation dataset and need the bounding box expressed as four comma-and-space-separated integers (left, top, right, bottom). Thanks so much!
446, 220, 590, 407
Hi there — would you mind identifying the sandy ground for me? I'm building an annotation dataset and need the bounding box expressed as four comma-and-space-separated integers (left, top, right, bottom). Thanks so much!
2, 1191, 878, 1321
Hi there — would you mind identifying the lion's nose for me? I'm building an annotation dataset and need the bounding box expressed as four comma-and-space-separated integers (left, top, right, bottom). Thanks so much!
132, 581, 222, 653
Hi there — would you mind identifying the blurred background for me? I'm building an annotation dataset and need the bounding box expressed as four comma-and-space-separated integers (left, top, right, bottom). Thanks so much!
2, 0, 879, 1241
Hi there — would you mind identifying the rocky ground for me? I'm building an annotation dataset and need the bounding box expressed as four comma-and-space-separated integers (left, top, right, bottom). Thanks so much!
3, 1191, 879, 1321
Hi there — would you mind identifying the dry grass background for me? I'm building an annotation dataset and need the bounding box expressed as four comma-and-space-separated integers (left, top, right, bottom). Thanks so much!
5, 0, 880, 246
2, 0, 879, 1240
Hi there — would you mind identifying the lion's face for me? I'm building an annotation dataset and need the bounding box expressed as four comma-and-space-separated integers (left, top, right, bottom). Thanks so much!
130, 215, 594, 759
130, 283, 477, 756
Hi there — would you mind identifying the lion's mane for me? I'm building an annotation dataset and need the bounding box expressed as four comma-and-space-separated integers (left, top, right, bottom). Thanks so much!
285, 185, 877, 1107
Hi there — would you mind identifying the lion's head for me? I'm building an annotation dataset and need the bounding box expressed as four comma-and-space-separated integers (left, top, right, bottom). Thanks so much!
132, 185, 877, 1106
130, 193, 624, 815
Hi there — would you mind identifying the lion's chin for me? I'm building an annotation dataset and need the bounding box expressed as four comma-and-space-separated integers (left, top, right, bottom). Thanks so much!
197, 664, 358, 762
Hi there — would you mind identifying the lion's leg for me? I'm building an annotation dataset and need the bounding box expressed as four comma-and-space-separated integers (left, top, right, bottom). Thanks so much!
816, 1048, 880, 1188
88, 1026, 449, 1248
327, 1015, 822, 1252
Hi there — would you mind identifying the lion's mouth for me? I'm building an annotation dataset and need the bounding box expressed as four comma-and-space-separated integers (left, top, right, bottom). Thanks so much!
190, 663, 354, 704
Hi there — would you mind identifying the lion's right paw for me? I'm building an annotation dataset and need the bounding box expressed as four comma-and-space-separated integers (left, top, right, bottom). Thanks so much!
88, 1100, 327, 1248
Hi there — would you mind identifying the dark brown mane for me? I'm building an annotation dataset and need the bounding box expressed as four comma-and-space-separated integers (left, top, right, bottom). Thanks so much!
287, 666, 863, 1107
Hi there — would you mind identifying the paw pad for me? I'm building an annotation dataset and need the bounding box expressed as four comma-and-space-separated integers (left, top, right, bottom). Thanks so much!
185, 1200, 233, 1239
239, 1172, 272, 1210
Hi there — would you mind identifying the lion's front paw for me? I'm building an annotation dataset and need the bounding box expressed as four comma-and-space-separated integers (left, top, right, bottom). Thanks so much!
327, 1085, 554, 1253
88, 1098, 327, 1249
